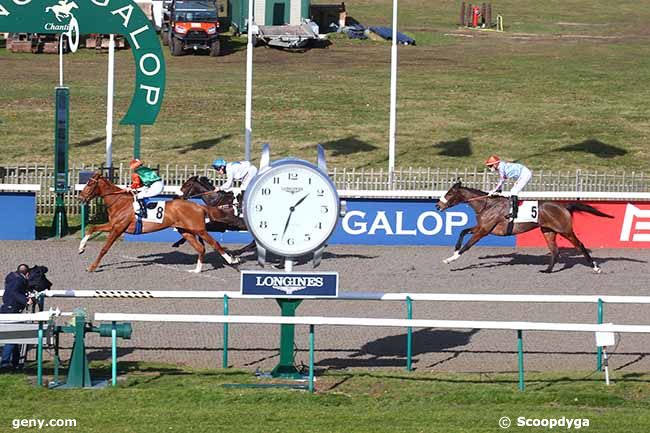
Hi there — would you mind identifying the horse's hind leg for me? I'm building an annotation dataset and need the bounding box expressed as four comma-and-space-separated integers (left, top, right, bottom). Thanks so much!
562, 231, 600, 273
180, 232, 206, 273
540, 228, 559, 273
195, 230, 239, 266
230, 240, 256, 256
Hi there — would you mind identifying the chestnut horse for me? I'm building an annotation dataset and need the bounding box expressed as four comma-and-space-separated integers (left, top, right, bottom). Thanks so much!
436, 181, 613, 273
78, 172, 239, 273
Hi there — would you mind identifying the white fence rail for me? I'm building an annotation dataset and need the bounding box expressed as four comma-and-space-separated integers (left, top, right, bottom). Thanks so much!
2, 163, 650, 216
34, 289, 650, 305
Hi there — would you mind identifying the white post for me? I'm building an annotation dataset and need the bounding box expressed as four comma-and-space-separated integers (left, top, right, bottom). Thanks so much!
58, 34, 64, 86
106, 34, 115, 169
244, 0, 254, 162
388, 0, 398, 185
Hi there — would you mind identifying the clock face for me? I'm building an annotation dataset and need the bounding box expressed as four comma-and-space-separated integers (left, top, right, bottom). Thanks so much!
244, 160, 340, 257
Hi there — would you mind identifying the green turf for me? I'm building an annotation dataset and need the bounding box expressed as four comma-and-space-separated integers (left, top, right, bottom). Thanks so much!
0, 1, 648, 172
1, 364, 649, 432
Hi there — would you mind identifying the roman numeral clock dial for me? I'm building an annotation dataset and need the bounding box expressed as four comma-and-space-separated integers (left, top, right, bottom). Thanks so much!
244, 148, 340, 267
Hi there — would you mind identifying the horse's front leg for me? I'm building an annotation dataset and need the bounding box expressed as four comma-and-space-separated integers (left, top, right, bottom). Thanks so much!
443, 229, 489, 264
443, 227, 474, 264
87, 227, 125, 272
79, 222, 114, 254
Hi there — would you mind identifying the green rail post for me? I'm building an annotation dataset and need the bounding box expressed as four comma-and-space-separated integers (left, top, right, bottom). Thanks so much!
406, 296, 413, 371
37, 322, 43, 387
309, 325, 315, 393
223, 295, 229, 369
271, 299, 303, 378
80, 203, 87, 238
111, 321, 117, 387
53, 331, 60, 385
597, 298, 603, 371
517, 330, 525, 391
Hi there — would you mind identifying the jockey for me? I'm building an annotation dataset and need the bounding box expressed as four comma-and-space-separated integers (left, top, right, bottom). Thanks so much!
212, 159, 258, 215
485, 155, 532, 221
128, 159, 164, 217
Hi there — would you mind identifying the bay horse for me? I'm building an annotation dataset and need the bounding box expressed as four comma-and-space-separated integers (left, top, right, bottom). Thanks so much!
77, 172, 239, 273
173, 176, 256, 255
436, 181, 614, 273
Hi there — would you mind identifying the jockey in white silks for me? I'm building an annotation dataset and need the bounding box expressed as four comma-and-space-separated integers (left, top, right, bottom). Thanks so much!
485, 155, 532, 221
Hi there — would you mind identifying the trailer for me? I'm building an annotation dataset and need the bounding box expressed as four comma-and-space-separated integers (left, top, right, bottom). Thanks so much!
253, 20, 321, 49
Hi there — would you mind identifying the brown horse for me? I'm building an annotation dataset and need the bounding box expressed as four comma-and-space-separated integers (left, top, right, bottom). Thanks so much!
436, 181, 613, 273
171, 176, 255, 256
77, 172, 239, 273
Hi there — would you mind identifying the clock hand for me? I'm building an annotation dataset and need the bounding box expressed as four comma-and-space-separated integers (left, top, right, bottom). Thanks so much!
292, 193, 310, 209
281, 209, 293, 240
282, 194, 310, 240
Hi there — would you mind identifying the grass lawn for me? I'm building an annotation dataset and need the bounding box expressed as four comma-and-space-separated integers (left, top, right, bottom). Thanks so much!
1, 364, 649, 432
0, 1, 649, 172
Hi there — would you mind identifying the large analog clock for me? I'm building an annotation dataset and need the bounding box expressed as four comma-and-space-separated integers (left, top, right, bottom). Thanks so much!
244, 146, 340, 266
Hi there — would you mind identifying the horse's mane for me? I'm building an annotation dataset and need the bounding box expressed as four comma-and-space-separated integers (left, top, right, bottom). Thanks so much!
196, 176, 214, 190
459, 184, 488, 196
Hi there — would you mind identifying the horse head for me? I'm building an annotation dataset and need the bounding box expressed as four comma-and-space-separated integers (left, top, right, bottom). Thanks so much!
180, 175, 215, 199
436, 180, 464, 211
79, 172, 103, 203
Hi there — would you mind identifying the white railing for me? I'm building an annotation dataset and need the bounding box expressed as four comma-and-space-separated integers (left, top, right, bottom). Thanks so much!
0, 184, 41, 192
3, 163, 650, 215
34, 289, 650, 305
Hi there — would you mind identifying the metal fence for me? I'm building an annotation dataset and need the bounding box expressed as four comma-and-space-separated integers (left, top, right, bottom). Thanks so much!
1, 163, 648, 216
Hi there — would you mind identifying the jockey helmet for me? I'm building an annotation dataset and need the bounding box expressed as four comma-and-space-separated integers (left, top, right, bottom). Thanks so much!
130, 158, 143, 169
485, 155, 500, 166
212, 159, 227, 171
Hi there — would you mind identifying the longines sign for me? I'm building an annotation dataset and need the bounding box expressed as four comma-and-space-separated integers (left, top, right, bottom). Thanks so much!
241, 271, 339, 298
0, 0, 165, 125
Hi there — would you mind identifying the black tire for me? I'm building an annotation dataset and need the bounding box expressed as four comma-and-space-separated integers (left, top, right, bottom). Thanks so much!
209, 39, 220, 57
162, 30, 169, 46
170, 37, 183, 56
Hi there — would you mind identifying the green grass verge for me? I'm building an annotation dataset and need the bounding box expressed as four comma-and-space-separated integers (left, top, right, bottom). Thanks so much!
0, 1, 649, 171
1, 364, 649, 432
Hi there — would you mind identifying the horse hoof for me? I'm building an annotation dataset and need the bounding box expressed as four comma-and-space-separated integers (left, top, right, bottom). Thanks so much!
593, 266, 602, 274
187, 269, 201, 274
78, 249, 85, 255
231, 256, 241, 265
443, 251, 460, 264
86, 266, 96, 273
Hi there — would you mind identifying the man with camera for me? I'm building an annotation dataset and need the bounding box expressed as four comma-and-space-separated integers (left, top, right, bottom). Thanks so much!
1, 264, 52, 370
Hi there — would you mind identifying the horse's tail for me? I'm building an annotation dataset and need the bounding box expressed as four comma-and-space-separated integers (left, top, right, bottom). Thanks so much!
565, 202, 614, 218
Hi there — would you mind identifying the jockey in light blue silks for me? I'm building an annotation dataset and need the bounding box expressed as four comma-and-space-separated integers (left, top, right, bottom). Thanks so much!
485, 155, 532, 221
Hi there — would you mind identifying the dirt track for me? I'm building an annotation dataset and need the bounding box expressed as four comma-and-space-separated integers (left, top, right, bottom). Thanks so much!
2, 239, 649, 374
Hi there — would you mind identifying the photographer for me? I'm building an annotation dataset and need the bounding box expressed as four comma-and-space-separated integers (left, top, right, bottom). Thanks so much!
1, 264, 31, 370
1, 265, 51, 370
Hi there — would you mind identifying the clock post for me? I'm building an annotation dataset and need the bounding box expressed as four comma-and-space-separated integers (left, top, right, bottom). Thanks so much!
241, 144, 342, 379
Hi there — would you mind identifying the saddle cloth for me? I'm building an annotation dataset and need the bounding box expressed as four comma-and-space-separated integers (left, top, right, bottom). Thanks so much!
133, 199, 166, 223
514, 200, 539, 223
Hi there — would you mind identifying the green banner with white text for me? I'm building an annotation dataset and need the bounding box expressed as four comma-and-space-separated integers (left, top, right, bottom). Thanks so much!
0, 0, 165, 125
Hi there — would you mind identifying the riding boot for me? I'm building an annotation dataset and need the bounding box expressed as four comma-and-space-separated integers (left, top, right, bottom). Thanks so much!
508, 195, 519, 221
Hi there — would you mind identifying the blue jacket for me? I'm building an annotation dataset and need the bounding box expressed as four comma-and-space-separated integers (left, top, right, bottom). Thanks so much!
1, 271, 29, 313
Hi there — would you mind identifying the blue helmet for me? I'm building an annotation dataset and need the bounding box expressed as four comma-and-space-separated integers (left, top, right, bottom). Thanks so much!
212, 159, 227, 170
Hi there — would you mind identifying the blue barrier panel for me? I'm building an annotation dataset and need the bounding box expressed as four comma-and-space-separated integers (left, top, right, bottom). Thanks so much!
328, 199, 515, 246
123, 197, 514, 247
0, 193, 37, 240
